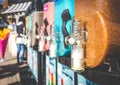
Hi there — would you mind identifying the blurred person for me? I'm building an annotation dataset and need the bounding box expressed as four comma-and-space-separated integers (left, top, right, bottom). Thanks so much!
0, 17, 15, 62
7, 17, 13, 31
7, 17, 17, 31
7, 18, 18, 57
16, 17, 25, 64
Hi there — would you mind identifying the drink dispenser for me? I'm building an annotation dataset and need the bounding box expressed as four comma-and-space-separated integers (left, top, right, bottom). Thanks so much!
38, 26, 45, 52
74, 0, 120, 70
65, 20, 88, 71
49, 25, 57, 58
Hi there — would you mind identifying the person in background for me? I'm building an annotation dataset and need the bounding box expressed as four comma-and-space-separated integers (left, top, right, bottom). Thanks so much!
16, 17, 25, 64
7, 17, 18, 58
7, 18, 13, 31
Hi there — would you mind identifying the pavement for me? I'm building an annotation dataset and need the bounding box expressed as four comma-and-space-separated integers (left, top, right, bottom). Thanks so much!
0, 46, 36, 85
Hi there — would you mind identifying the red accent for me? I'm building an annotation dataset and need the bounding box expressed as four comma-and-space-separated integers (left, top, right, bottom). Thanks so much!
61, 79, 64, 85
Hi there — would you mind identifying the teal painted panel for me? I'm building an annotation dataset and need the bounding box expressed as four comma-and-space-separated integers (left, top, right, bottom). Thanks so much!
54, 0, 75, 56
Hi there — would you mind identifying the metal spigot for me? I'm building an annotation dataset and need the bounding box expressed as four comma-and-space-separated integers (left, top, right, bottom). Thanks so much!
65, 19, 85, 72
65, 19, 81, 45
39, 27, 45, 52
49, 24, 57, 58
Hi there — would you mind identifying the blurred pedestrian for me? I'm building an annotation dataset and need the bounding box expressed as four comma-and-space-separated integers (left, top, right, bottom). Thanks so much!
16, 17, 25, 64
7, 17, 18, 57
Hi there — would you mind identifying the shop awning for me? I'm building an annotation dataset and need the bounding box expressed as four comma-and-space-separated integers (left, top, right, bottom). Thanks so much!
1, 1, 32, 14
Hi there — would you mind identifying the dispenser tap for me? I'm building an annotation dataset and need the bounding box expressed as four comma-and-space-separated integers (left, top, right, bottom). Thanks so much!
49, 24, 57, 58
65, 19, 85, 72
